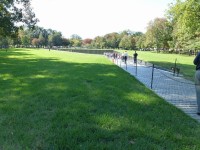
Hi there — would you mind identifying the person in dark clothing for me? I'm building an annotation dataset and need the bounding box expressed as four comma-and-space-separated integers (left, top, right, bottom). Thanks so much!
193, 52, 200, 115
133, 51, 138, 64
124, 51, 128, 64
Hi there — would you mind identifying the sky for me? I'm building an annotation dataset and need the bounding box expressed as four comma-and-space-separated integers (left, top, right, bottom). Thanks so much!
31, 0, 175, 39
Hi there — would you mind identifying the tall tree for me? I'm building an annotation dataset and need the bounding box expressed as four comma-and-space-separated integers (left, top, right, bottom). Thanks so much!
48, 32, 63, 46
167, 0, 200, 50
38, 33, 45, 47
0, 0, 38, 37
135, 34, 145, 50
70, 34, 82, 47
119, 35, 136, 50
32, 38, 40, 47
91, 36, 106, 49
62, 38, 70, 47
0, 37, 9, 48
18, 29, 31, 47
145, 18, 172, 51
82, 38, 93, 47
104, 32, 120, 49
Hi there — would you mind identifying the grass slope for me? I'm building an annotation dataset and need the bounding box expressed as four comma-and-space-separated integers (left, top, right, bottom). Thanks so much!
0, 48, 200, 149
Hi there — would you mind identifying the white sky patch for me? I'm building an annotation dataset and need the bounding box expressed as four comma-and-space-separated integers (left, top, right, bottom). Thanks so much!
31, 0, 175, 39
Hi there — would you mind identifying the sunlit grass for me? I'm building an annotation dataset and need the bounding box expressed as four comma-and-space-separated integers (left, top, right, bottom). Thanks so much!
0, 48, 200, 149
117, 50, 195, 80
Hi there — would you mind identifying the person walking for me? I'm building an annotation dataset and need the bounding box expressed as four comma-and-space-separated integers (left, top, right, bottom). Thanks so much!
133, 51, 138, 64
193, 52, 200, 115
124, 51, 128, 64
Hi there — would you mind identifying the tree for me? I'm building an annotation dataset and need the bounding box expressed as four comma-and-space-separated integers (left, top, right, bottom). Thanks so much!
62, 38, 70, 47
29, 26, 49, 46
70, 34, 82, 40
167, 0, 200, 50
21, 36, 30, 47
119, 35, 136, 50
119, 30, 134, 36
18, 29, 31, 47
0, 37, 9, 48
145, 18, 172, 51
70, 34, 82, 47
91, 36, 106, 49
0, 0, 38, 37
32, 38, 40, 47
22, 1, 39, 29
48, 32, 63, 46
38, 33, 45, 47
135, 34, 146, 49
104, 32, 120, 49
82, 38, 93, 47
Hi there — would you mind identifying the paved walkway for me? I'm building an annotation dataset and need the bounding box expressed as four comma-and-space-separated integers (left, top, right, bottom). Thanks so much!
113, 58, 200, 122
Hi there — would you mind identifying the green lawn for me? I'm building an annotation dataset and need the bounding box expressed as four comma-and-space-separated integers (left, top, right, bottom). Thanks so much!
0, 48, 200, 149
117, 50, 196, 81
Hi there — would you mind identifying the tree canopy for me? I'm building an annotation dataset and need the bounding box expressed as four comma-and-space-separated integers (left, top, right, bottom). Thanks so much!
166, 0, 200, 49
0, 0, 38, 37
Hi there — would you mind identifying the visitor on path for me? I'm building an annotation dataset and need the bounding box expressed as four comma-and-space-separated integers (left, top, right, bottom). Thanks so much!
124, 51, 128, 64
193, 52, 200, 115
133, 51, 138, 64
121, 52, 124, 62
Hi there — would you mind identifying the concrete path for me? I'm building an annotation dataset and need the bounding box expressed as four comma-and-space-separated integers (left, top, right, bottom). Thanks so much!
113, 58, 200, 122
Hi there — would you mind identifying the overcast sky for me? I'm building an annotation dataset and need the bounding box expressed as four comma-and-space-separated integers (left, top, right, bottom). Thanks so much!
31, 0, 175, 39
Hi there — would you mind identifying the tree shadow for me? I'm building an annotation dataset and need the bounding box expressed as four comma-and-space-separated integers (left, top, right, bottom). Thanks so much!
0, 50, 200, 149
147, 61, 195, 81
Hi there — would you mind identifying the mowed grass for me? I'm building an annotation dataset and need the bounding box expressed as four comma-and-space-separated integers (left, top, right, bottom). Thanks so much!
0, 48, 200, 149
117, 50, 196, 81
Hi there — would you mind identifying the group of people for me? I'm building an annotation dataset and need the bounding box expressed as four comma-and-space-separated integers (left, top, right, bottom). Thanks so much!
120, 51, 128, 64
104, 51, 138, 65
108, 51, 138, 65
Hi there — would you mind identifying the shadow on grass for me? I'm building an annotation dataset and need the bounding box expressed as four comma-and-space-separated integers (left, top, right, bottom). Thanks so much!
0, 50, 200, 149
148, 61, 195, 81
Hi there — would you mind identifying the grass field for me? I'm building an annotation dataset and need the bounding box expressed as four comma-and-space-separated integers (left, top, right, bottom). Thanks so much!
117, 50, 196, 81
1, 48, 200, 149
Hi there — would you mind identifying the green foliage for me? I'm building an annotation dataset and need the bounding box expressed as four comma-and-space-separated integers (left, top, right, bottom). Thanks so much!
119, 35, 136, 50
48, 32, 63, 46
167, 0, 200, 49
0, 36, 9, 48
0, 0, 38, 37
70, 34, 82, 40
62, 38, 70, 47
104, 32, 120, 49
82, 38, 93, 48
135, 35, 146, 49
91, 36, 106, 49
38, 33, 45, 46
145, 18, 172, 50
69, 34, 82, 47
21, 35, 30, 46
136, 0, 200, 51
31, 38, 40, 47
